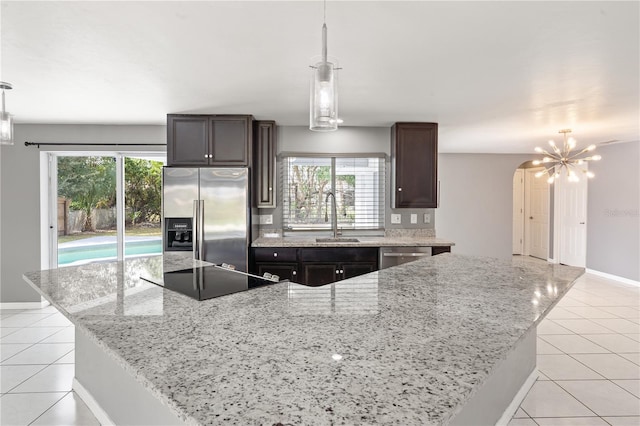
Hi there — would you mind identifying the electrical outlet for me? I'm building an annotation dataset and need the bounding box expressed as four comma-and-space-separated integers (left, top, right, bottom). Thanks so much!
410, 214, 417, 224
259, 214, 273, 225
423, 213, 431, 224
391, 214, 402, 224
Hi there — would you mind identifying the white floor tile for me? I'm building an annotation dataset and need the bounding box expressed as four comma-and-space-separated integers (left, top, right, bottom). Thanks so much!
0, 343, 32, 362
603, 416, 640, 426
624, 334, 640, 342
556, 297, 589, 308
552, 319, 616, 334
54, 351, 75, 364
572, 354, 640, 380
620, 353, 640, 366
600, 297, 640, 307
0, 365, 47, 393
533, 417, 609, 425
0, 328, 20, 338
557, 380, 640, 416
537, 338, 563, 354
613, 380, 640, 398
508, 419, 536, 426
10, 364, 75, 393
30, 314, 72, 328
564, 306, 619, 319
538, 319, 575, 335
31, 305, 60, 314
537, 354, 603, 380
30, 391, 100, 426
600, 307, 640, 319
537, 372, 552, 381
584, 334, 640, 353
546, 307, 584, 319
513, 407, 529, 418
0, 327, 67, 344
520, 381, 595, 417
590, 318, 640, 334
1, 343, 74, 365
39, 327, 75, 344
0, 392, 66, 425
541, 334, 610, 354
0, 313, 54, 328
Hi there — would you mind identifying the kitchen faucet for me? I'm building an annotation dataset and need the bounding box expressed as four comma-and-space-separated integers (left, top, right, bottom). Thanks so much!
324, 191, 339, 238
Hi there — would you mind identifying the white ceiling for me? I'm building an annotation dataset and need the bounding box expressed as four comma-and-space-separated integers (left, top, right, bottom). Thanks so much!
1, 1, 638, 153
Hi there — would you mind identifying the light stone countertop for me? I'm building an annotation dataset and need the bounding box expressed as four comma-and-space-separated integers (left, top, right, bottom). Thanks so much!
252, 236, 455, 248
23, 253, 583, 425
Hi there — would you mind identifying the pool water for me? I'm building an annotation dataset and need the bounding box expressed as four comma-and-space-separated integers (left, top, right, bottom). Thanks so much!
58, 239, 162, 265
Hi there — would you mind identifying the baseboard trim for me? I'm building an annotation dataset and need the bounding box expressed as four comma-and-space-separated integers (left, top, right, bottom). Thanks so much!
586, 269, 640, 287
496, 369, 539, 426
72, 378, 115, 426
0, 299, 50, 310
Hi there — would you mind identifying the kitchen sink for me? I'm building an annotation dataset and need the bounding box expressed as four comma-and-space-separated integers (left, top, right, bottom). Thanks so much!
315, 238, 360, 243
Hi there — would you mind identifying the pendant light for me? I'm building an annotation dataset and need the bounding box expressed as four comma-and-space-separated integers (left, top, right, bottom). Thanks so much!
533, 129, 601, 183
0, 82, 14, 145
309, 0, 339, 132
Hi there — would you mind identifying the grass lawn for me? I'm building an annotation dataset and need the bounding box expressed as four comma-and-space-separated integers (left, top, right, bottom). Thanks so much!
58, 225, 161, 244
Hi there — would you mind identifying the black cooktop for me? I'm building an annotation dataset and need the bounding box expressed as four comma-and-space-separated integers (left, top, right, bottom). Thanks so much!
141, 266, 279, 301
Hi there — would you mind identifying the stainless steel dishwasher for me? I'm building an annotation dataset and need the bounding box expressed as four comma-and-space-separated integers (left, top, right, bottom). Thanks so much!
379, 246, 432, 269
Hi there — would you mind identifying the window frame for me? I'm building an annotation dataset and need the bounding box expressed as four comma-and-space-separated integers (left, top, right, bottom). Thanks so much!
280, 152, 387, 234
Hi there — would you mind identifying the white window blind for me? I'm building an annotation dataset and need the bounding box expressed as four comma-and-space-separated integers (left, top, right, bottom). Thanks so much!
282, 155, 385, 231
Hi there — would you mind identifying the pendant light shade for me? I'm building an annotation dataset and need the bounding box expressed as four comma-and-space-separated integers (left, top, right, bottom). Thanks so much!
309, 3, 339, 132
0, 82, 14, 145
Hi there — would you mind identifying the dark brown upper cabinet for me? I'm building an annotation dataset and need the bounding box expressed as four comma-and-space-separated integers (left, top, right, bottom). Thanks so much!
167, 114, 252, 167
391, 122, 438, 208
253, 121, 276, 208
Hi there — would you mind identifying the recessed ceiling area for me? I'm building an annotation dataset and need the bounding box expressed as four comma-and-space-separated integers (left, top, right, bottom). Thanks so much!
1, 1, 638, 153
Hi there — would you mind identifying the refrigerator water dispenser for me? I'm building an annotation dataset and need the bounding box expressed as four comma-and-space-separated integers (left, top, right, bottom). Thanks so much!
165, 218, 193, 251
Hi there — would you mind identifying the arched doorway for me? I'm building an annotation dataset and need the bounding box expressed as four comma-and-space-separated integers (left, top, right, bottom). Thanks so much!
513, 162, 550, 260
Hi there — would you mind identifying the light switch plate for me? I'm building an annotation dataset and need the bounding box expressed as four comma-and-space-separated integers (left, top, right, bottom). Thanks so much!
423, 213, 431, 224
259, 214, 273, 225
391, 214, 401, 224
410, 214, 417, 224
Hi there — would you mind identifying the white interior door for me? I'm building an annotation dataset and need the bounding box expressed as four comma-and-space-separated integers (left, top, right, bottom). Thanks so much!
525, 168, 549, 260
557, 171, 588, 267
513, 169, 524, 255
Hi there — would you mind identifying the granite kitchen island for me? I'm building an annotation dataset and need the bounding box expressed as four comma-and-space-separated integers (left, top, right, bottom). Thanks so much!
23, 253, 583, 425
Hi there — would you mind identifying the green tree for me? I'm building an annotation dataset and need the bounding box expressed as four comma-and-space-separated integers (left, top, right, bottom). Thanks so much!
57, 156, 116, 231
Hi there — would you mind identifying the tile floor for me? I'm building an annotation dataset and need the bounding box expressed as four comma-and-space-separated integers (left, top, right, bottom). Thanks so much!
1, 272, 638, 425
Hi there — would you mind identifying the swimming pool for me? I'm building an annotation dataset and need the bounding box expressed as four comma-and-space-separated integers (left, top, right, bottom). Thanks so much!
58, 239, 162, 265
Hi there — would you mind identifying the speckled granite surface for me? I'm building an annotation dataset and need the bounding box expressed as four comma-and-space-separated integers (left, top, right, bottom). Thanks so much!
23, 253, 582, 425
252, 235, 454, 248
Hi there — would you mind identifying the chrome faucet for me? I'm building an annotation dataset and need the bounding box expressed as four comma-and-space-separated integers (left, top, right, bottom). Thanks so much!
325, 191, 339, 238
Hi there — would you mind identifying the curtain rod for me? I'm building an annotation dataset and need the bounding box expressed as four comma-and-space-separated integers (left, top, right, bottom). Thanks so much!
24, 142, 166, 148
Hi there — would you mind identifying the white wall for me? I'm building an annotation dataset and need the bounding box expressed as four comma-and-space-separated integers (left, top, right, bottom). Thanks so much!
586, 141, 640, 281
0, 124, 165, 303
436, 153, 534, 259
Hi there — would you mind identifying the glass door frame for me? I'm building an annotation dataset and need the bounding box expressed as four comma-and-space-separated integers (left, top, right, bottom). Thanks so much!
43, 151, 165, 269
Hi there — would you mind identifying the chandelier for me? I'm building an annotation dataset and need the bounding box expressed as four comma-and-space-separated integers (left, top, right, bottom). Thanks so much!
533, 129, 601, 183
309, 0, 339, 132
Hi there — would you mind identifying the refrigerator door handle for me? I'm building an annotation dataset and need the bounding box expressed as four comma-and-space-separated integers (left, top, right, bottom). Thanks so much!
193, 200, 200, 260
198, 200, 205, 261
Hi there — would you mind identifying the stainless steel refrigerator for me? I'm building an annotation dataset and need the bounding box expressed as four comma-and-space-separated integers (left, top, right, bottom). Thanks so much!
162, 167, 250, 272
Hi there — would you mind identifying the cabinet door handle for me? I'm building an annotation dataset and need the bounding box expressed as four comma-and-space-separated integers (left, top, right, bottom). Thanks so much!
336, 270, 340, 274
292, 271, 297, 276
273, 252, 278, 257
398, 187, 402, 192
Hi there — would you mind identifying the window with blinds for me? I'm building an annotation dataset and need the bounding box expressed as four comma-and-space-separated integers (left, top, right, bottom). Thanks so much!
282, 155, 385, 231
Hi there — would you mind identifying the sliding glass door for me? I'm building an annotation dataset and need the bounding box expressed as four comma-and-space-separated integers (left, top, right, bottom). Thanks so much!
123, 156, 163, 258
52, 152, 164, 267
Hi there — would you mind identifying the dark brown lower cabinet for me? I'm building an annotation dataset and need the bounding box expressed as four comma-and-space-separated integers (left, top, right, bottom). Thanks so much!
431, 246, 451, 256
256, 263, 299, 283
251, 247, 378, 286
